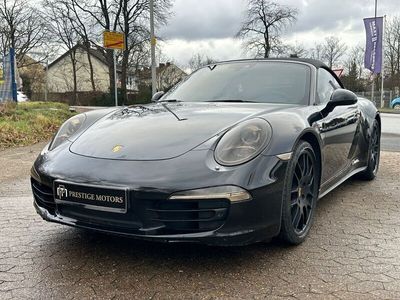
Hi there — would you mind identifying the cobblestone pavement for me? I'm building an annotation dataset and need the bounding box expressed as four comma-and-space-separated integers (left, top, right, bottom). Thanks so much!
0, 144, 400, 299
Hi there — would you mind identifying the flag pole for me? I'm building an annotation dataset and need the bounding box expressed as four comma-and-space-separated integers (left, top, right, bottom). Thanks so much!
380, 15, 386, 108
371, 75, 375, 103
371, 0, 377, 104
150, 0, 157, 96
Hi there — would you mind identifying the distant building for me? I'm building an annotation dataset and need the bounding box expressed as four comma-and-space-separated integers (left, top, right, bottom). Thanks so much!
46, 44, 137, 94
138, 62, 187, 92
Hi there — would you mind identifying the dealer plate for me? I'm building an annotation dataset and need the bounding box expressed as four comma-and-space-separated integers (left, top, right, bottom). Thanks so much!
54, 180, 128, 213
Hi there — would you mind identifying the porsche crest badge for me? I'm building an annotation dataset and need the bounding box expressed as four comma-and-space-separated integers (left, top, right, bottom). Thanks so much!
112, 145, 123, 153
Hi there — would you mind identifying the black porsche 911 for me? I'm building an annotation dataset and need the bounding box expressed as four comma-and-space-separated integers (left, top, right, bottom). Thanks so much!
31, 58, 381, 246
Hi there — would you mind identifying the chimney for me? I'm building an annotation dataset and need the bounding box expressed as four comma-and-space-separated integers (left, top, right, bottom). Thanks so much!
166, 62, 171, 67
159, 63, 165, 68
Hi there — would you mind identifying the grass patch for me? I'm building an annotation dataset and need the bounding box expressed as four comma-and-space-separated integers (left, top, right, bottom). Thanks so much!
0, 101, 75, 150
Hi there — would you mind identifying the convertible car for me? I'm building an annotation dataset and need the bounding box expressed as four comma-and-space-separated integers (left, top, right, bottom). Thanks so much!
31, 58, 381, 246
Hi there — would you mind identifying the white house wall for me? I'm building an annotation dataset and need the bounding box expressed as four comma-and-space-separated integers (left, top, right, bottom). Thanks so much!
47, 48, 110, 93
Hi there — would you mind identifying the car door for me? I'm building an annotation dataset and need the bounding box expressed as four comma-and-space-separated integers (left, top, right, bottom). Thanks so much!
315, 68, 361, 186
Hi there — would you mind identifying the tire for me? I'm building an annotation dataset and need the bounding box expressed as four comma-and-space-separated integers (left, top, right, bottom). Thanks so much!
394, 104, 400, 110
358, 119, 380, 181
279, 141, 320, 245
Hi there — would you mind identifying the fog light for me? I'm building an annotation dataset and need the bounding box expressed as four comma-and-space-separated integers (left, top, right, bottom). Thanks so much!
169, 186, 251, 203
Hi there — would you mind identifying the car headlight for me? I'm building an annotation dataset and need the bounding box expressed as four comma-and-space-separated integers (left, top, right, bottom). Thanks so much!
49, 114, 86, 151
214, 118, 272, 166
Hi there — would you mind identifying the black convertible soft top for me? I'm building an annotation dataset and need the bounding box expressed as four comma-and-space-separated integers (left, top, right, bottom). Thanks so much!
217, 57, 328, 69
214, 58, 344, 88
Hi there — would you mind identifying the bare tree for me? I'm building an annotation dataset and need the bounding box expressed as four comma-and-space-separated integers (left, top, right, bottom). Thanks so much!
44, 0, 82, 104
66, 0, 97, 92
345, 45, 364, 78
188, 53, 216, 72
71, 0, 171, 103
385, 17, 400, 79
70, 0, 122, 100
128, 41, 150, 74
236, 0, 297, 58
309, 44, 324, 61
119, 0, 171, 102
0, 0, 48, 67
322, 36, 347, 68
277, 41, 308, 58
384, 16, 400, 92
289, 43, 308, 58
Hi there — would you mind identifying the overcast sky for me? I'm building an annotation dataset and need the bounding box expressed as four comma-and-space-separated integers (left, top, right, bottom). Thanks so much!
158, 0, 396, 68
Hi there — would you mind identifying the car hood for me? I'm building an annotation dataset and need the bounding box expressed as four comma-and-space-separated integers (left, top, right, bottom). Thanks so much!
70, 102, 295, 161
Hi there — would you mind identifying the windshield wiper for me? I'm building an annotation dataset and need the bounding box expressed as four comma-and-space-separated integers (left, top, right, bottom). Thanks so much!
159, 99, 181, 103
207, 99, 256, 103
159, 101, 187, 121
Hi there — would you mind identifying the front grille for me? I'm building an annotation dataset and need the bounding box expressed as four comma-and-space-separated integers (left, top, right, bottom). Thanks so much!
31, 178, 56, 213
142, 199, 230, 234
32, 179, 230, 235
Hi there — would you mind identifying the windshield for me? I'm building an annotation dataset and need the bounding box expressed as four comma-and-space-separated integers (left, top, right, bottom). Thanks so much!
162, 61, 311, 105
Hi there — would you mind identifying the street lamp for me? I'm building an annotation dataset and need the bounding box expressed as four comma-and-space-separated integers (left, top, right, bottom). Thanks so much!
150, 0, 157, 96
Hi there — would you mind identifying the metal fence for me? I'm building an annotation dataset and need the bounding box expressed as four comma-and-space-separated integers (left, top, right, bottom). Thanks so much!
355, 90, 396, 108
0, 49, 18, 103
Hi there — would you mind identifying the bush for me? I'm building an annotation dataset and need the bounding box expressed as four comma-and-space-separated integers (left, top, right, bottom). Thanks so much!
0, 101, 75, 149
0, 101, 17, 116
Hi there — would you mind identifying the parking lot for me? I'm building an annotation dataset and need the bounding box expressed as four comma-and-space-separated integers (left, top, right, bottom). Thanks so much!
0, 140, 399, 300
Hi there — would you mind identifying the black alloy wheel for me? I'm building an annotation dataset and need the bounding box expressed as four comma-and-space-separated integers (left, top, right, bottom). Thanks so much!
359, 120, 380, 180
291, 150, 315, 234
279, 141, 319, 245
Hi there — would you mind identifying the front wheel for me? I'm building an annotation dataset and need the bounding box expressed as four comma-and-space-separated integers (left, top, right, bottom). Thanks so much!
393, 104, 400, 110
358, 119, 380, 181
279, 141, 320, 245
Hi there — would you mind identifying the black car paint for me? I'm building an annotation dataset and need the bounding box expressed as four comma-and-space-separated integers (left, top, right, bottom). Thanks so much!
31, 60, 379, 246
32, 134, 287, 245
69, 103, 298, 161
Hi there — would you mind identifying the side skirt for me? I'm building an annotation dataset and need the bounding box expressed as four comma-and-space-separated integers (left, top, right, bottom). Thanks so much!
318, 166, 367, 200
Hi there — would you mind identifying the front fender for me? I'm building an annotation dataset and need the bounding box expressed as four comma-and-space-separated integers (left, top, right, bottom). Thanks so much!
261, 110, 317, 156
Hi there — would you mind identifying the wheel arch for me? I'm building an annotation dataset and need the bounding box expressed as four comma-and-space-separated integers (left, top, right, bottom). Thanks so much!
279, 131, 322, 244
375, 112, 381, 132
297, 130, 323, 187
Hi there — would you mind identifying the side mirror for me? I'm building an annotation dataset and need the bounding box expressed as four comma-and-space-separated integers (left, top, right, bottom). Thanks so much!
151, 91, 165, 102
329, 89, 358, 107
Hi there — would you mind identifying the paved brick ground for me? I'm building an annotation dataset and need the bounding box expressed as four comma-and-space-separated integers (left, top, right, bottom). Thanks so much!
0, 144, 400, 299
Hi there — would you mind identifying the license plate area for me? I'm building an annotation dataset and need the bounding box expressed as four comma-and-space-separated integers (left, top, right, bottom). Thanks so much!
54, 180, 128, 213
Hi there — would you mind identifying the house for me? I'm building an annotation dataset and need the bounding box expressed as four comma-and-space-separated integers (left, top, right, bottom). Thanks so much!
46, 44, 137, 95
138, 62, 187, 92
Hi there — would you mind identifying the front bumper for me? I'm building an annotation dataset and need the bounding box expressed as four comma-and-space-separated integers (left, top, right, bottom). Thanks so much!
31, 147, 287, 246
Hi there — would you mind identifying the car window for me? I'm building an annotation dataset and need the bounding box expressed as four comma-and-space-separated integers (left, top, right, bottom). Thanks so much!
317, 68, 341, 104
163, 62, 311, 105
